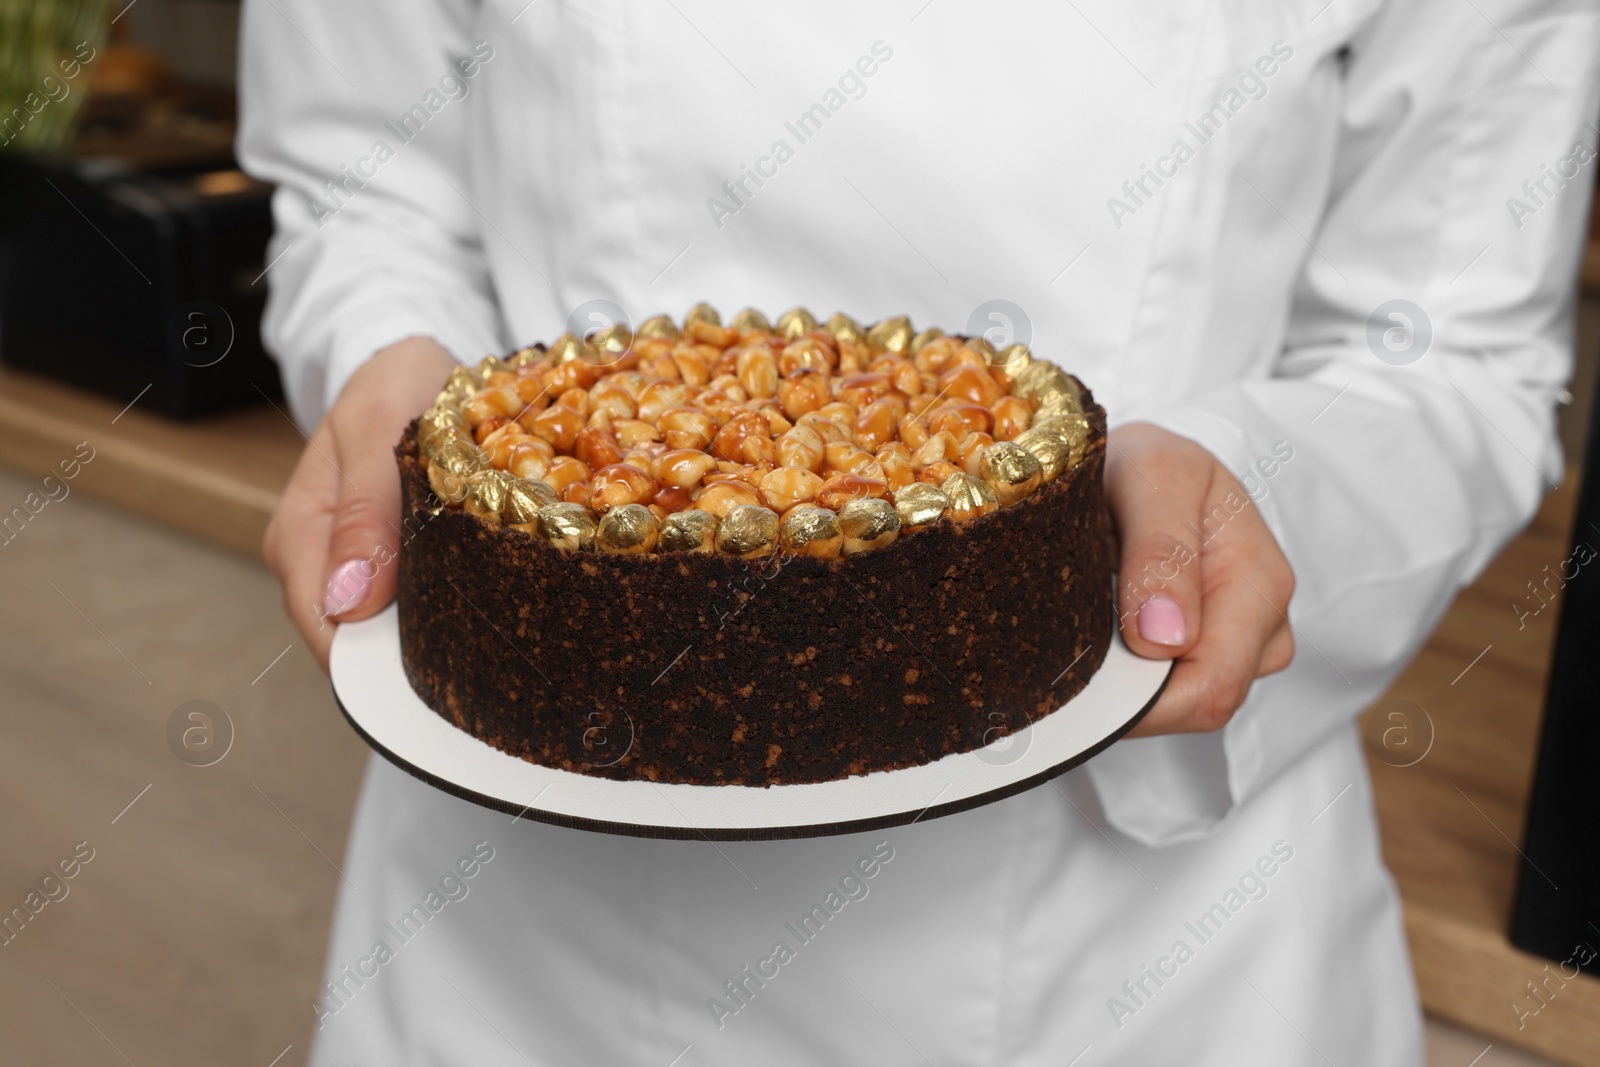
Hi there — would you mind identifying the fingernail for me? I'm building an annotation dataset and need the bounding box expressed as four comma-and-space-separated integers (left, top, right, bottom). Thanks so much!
1138, 596, 1187, 647
324, 559, 372, 616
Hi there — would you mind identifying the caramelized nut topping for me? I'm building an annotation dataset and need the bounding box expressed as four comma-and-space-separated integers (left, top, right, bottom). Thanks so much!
419, 306, 1089, 555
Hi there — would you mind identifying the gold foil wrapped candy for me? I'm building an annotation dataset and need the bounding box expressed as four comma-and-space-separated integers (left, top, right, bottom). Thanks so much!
1033, 412, 1091, 472
775, 307, 818, 340
433, 437, 486, 476
824, 312, 866, 345
837, 497, 901, 554
892, 482, 951, 530
596, 503, 660, 554
1013, 361, 1083, 414
431, 387, 461, 412
548, 331, 588, 364
778, 505, 843, 559
910, 327, 945, 353
730, 308, 773, 333
426, 437, 486, 504
588, 323, 633, 362
716, 504, 780, 558
476, 354, 511, 379
978, 442, 1043, 506
1012, 426, 1072, 482
505, 478, 558, 530
427, 467, 468, 506
1036, 390, 1085, 421
941, 471, 999, 522
994, 343, 1032, 382
464, 469, 513, 522
445, 365, 482, 401
419, 405, 469, 456
684, 302, 722, 327
637, 314, 682, 341
537, 502, 597, 551
866, 315, 913, 355
964, 335, 998, 364
509, 345, 546, 369
660, 510, 719, 553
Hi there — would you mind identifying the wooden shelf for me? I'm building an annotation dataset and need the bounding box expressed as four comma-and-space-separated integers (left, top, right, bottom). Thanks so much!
0, 367, 300, 556
1, 366, 1596, 1061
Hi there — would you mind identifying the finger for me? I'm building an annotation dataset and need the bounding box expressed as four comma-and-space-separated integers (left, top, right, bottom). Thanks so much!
264, 421, 341, 669
1105, 431, 1211, 660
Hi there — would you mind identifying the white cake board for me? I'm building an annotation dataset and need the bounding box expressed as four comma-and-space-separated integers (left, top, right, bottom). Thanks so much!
330, 603, 1171, 840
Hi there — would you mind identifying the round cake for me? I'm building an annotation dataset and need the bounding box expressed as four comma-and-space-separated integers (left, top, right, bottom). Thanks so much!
395, 305, 1112, 786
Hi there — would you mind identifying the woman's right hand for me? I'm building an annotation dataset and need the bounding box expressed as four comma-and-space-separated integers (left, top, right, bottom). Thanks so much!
263, 336, 459, 670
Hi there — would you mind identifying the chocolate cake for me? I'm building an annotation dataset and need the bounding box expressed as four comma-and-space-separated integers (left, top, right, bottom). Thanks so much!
395, 306, 1113, 786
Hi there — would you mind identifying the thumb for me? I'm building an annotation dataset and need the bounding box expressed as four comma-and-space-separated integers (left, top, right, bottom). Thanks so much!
322, 337, 459, 621
1105, 434, 1209, 659
321, 430, 404, 622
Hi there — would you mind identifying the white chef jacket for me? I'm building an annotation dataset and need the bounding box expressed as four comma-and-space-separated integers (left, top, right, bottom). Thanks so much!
238, 1, 1598, 1063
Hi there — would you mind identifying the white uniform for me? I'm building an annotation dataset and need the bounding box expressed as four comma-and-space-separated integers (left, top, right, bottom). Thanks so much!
238, 1, 1597, 1062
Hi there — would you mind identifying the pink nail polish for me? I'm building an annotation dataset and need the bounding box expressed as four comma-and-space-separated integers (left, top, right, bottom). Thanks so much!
1138, 596, 1187, 647
324, 559, 372, 616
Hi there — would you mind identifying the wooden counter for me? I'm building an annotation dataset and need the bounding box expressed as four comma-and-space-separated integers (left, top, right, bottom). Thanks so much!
1366, 474, 1600, 1065
1, 364, 1597, 1063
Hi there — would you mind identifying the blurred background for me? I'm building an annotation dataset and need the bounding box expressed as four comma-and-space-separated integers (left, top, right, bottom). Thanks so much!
1, 2, 1597, 1064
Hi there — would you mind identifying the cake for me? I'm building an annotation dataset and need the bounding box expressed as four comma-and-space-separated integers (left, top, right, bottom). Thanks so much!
395, 305, 1112, 787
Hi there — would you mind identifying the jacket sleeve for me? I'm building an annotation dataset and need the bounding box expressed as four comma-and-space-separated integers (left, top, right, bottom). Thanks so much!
236, 0, 506, 429
1086, 0, 1600, 845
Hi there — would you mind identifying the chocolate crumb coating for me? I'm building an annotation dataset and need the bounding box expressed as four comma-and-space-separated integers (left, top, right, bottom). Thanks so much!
396, 389, 1113, 787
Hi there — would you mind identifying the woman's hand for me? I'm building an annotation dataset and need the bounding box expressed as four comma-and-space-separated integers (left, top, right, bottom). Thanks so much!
1105, 422, 1296, 737
263, 337, 459, 670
